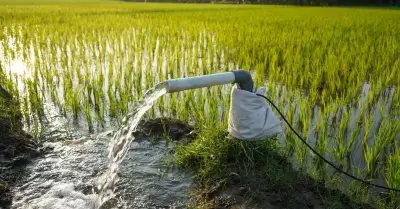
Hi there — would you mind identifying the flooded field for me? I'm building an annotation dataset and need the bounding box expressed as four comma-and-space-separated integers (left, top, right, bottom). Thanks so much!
0, 2, 399, 208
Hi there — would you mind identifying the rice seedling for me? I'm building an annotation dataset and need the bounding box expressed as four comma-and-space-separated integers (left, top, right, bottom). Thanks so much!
312, 105, 330, 178
385, 146, 400, 208
364, 119, 400, 178
333, 106, 350, 168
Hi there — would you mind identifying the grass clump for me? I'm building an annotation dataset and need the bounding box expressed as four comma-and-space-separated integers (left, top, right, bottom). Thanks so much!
0, 63, 22, 131
174, 127, 374, 209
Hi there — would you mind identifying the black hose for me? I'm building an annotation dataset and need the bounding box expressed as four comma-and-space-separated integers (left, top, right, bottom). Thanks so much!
256, 93, 400, 193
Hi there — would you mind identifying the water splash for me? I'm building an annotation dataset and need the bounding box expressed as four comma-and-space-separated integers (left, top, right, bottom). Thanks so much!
13, 82, 168, 209
23, 184, 98, 209
96, 82, 168, 207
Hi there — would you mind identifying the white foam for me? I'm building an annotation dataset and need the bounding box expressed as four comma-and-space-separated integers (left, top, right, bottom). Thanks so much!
22, 184, 98, 209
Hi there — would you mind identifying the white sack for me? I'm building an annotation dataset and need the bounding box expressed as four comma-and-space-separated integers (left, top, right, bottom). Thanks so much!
228, 87, 282, 140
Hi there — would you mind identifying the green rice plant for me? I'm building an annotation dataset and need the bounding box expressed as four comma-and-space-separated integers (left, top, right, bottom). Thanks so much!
384, 146, 400, 208
26, 79, 43, 116
333, 107, 350, 168
189, 93, 206, 126
346, 97, 368, 166
364, 119, 400, 178
118, 88, 130, 117
294, 92, 312, 170
390, 87, 400, 117
107, 82, 118, 118
281, 91, 295, 158
32, 114, 40, 139
206, 87, 219, 127
180, 91, 191, 123
313, 105, 329, 178
362, 109, 375, 174
83, 97, 93, 133
67, 87, 82, 120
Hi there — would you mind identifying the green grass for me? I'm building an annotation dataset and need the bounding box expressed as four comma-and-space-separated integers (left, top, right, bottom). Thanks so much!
174, 127, 374, 208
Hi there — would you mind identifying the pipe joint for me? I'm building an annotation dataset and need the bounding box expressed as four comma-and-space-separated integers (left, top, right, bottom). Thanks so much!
232, 70, 254, 92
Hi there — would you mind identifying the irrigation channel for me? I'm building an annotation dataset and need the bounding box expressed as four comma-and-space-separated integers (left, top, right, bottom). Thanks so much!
1, 27, 400, 208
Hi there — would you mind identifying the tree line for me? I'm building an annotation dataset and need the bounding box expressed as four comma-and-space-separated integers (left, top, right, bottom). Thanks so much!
123, 0, 399, 5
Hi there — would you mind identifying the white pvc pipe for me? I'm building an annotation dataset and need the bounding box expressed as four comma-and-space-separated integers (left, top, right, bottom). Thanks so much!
165, 72, 235, 93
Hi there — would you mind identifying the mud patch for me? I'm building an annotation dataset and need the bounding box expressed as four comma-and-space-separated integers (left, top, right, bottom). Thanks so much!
201, 165, 374, 209
133, 118, 196, 142
211, 174, 325, 209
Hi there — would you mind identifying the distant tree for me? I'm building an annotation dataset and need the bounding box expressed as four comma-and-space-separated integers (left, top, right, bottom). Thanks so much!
122, 0, 399, 6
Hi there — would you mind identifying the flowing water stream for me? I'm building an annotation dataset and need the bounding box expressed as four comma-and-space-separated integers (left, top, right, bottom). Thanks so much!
11, 82, 193, 209
96, 82, 168, 208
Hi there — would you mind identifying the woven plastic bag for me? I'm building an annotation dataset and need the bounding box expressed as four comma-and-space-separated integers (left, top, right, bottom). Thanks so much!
228, 87, 282, 140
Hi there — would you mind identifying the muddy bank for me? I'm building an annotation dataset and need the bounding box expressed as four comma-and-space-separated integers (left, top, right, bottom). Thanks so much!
207, 165, 375, 209
0, 99, 41, 209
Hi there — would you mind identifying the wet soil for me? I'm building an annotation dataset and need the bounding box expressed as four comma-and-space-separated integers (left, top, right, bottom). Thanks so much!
133, 117, 196, 142
205, 168, 377, 209
198, 168, 376, 209
210, 174, 333, 209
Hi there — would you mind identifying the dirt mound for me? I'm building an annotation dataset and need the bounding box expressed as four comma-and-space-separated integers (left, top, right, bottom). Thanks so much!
133, 118, 196, 141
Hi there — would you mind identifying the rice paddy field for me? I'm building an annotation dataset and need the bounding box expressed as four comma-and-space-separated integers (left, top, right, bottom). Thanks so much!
1, 1, 400, 208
